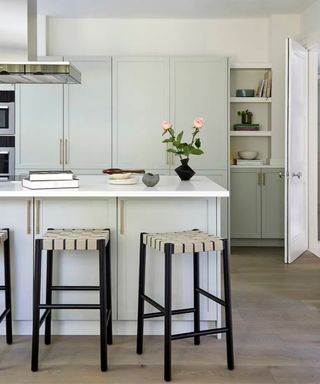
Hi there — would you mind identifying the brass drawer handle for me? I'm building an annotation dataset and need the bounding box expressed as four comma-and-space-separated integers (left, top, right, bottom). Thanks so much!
60, 139, 63, 164
65, 138, 68, 164
27, 200, 31, 234
120, 200, 125, 235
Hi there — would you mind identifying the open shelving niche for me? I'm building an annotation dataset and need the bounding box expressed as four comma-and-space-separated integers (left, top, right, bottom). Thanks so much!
229, 63, 272, 167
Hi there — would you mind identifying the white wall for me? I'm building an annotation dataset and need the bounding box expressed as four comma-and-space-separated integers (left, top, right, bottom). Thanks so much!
47, 18, 269, 63
46, 16, 301, 161
301, 0, 320, 40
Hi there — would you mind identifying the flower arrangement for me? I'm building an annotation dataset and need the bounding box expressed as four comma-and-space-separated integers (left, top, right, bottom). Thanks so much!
161, 117, 205, 160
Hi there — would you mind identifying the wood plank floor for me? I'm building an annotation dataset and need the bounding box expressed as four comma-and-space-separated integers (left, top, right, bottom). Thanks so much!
0, 247, 319, 383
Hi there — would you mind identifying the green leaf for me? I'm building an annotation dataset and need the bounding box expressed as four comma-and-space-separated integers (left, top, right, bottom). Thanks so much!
176, 131, 184, 145
195, 138, 201, 149
162, 138, 174, 143
189, 147, 204, 155
168, 128, 175, 137
166, 148, 177, 153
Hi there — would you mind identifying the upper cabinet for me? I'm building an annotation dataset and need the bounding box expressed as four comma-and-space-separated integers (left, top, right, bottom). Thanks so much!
64, 57, 112, 171
112, 57, 170, 171
112, 56, 228, 173
16, 84, 64, 170
170, 57, 228, 171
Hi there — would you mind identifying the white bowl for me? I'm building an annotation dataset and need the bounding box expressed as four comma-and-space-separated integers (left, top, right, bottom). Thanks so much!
109, 173, 132, 180
238, 151, 258, 160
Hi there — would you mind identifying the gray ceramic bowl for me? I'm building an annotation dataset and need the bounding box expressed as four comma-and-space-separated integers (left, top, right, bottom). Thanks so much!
236, 89, 255, 97
142, 173, 160, 187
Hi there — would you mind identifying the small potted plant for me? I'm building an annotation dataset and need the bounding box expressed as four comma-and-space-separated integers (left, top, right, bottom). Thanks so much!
161, 118, 205, 181
238, 109, 253, 125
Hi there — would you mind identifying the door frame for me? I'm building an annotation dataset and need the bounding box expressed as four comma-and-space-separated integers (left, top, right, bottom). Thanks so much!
307, 47, 320, 256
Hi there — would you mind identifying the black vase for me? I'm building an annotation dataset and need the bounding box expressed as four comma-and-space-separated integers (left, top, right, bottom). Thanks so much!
175, 159, 195, 181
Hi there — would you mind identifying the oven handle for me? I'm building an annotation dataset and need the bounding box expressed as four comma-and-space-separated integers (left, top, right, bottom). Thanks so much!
0, 151, 9, 155
0, 106, 9, 109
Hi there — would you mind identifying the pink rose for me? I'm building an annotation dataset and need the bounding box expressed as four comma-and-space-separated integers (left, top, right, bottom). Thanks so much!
193, 117, 205, 129
161, 120, 172, 135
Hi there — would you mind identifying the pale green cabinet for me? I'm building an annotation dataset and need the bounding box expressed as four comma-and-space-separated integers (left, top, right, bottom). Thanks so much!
261, 169, 285, 239
230, 169, 261, 238
231, 168, 284, 239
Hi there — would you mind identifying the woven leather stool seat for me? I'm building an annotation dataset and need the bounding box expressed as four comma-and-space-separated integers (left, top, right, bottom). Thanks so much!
143, 230, 223, 254
41, 229, 109, 251
0, 230, 8, 245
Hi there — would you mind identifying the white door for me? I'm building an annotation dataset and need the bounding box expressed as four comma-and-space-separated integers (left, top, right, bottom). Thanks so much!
285, 38, 309, 263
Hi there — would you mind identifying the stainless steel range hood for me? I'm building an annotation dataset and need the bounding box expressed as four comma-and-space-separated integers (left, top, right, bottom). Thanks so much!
0, 0, 81, 84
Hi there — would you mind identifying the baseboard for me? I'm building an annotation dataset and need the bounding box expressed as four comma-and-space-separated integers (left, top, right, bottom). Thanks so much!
3, 320, 217, 336
231, 239, 284, 247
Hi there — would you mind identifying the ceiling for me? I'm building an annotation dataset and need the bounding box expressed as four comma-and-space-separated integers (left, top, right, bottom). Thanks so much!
38, 0, 316, 18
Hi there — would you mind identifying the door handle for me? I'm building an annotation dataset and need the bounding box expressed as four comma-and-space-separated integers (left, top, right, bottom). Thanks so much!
262, 173, 266, 186
292, 172, 302, 179
257, 173, 262, 186
60, 139, 63, 165
279, 172, 283, 178
35, 199, 40, 235
65, 138, 68, 165
26, 200, 31, 234
119, 200, 125, 235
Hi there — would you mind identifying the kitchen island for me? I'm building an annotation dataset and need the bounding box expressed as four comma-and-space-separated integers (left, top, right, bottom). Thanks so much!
0, 175, 229, 336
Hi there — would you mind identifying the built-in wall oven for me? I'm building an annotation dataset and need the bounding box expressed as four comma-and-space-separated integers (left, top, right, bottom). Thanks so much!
0, 91, 15, 135
0, 136, 15, 178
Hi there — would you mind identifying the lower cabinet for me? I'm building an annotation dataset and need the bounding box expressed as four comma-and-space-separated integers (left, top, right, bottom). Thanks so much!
231, 168, 284, 240
117, 198, 220, 321
0, 199, 34, 324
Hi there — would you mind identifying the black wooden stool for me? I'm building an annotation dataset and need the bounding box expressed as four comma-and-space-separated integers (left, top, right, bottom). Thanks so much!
0, 229, 12, 345
31, 228, 112, 372
136, 230, 234, 381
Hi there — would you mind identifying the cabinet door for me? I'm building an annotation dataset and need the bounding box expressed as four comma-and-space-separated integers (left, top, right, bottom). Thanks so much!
36, 198, 117, 321
0, 199, 34, 322
112, 57, 170, 172
231, 169, 261, 238
64, 57, 112, 172
117, 198, 219, 321
170, 57, 228, 171
16, 84, 63, 170
262, 169, 285, 239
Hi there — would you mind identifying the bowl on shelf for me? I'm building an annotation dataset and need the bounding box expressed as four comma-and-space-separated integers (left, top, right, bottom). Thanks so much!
236, 89, 255, 97
238, 151, 258, 160
109, 173, 132, 180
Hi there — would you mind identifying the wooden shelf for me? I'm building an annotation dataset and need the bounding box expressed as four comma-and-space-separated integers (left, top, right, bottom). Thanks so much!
230, 131, 272, 137
230, 97, 272, 103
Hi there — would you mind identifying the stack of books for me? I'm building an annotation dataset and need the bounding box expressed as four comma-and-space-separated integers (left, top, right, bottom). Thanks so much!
22, 171, 79, 189
236, 159, 264, 166
256, 71, 272, 98
233, 124, 260, 131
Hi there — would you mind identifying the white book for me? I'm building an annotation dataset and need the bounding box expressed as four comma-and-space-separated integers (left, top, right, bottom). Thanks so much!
29, 170, 74, 181
22, 178, 79, 190
259, 80, 266, 97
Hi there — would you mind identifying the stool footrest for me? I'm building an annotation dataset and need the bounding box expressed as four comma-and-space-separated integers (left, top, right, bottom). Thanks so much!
144, 307, 196, 319
39, 304, 100, 310
141, 294, 165, 313
51, 285, 100, 291
171, 327, 228, 341
0, 308, 10, 323
39, 309, 51, 327
196, 287, 225, 307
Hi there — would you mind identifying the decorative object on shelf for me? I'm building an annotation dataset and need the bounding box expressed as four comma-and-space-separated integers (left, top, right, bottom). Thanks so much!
256, 71, 272, 98
238, 151, 258, 160
109, 173, 132, 180
142, 173, 160, 187
236, 159, 264, 166
161, 118, 205, 181
236, 89, 255, 97
108, 176, 138, 185
237, 109, 253, 125
233, 124, 260, 131
103, 168, 145, 175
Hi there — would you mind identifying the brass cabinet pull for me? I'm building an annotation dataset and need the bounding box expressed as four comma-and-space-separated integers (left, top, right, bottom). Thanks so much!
262, 173, 266, 186
60, 139, 63, 164
65, 138, 68, 164
26, 200, 31, 234
257, 173, 262, 186
120, 200, 125, 235
36, 200, 40, 235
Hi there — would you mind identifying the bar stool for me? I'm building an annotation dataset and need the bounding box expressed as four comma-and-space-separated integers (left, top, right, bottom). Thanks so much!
0, 229, 12, 345
31, 228, 112, 372
136, 230, 234, 381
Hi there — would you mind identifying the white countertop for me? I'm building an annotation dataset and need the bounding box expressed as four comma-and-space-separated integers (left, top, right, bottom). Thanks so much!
0, 175, 229, 198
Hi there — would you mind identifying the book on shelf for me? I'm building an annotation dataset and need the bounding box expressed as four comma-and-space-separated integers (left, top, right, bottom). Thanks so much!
233, 124, 260, 131
22, 178, 79, 190
255, 71, 272, 98
236, 159, 264, 166
29, 170, 74, 181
